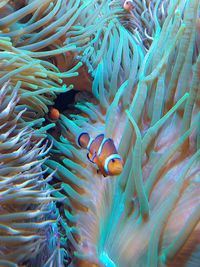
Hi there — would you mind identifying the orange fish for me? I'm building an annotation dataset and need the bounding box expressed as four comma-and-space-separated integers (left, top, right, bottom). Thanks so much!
78, 133, 123, 177
123, 0, 134, 12
48, 107, 60, 121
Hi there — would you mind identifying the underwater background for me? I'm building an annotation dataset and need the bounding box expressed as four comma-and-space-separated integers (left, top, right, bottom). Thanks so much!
0, 0, 199, 266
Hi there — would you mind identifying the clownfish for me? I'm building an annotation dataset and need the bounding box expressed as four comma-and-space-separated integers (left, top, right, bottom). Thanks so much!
48, 107, 60, 121
78, 133, 123, 177
123, 0, 134, 12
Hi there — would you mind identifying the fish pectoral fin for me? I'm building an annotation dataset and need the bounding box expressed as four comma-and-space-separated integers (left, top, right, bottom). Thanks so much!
96, 169, 105, 177
96, 168, 107, 177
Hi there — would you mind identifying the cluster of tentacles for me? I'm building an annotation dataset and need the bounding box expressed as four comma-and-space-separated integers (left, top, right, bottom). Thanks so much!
0, 0, 199, 267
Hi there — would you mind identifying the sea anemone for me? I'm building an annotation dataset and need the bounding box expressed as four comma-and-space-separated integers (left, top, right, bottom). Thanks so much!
46, 0, 200, 266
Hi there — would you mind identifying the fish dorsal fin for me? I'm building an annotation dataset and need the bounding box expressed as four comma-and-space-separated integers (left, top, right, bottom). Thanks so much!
88, 133, 104, 153
97, 138, 118, 159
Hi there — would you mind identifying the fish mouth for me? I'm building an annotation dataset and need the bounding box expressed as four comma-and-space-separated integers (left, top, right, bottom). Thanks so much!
112, 165, 123, 175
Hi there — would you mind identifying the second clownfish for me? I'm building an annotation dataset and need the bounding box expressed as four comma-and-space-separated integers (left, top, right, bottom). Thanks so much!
48, 107, 60, 121
78, 133, 124, 177
123, 0, 134, 12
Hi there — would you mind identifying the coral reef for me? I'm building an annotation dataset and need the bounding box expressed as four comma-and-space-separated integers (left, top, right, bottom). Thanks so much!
0, 0, 199, 266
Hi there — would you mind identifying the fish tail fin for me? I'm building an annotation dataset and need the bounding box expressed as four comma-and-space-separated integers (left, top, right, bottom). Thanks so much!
78, 132, 90, 148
